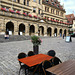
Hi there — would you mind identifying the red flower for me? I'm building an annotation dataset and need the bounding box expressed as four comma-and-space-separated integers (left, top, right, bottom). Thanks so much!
16, 11, 21, 14
23, 13, 27, 16
47, 18, 50, 21
50, 19, 54, 22
34, 15, 37, 18
9, 9, 15, 13
43, 17, 46, 20
60, 21, 62, 24
1, 8, 6, 11
28, 14, 32, 17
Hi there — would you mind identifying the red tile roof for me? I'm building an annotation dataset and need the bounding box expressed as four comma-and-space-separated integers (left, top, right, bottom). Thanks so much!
66, 14, 74, 25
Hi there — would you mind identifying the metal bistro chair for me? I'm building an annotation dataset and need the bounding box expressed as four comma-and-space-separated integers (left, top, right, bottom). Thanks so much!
18, 52, 28, 75
27, 51, 35, 57
42, 60, 53, 75
47, 50, 62, 66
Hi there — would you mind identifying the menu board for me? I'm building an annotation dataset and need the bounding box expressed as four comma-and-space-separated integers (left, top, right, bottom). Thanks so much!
65, 36, 70, 42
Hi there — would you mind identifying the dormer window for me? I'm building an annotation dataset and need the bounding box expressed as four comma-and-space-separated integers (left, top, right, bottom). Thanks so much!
46, 0, 48, 2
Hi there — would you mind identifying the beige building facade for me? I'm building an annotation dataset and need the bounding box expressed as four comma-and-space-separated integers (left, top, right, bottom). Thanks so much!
0, 0, 69, 37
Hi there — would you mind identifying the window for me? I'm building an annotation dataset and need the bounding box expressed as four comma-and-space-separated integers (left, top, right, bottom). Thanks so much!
39, 0, 41, 4
27, 1, 29, 6
56, 10, 59, 15
33, 0, 36, 2
51, 9, 54, 14
17, 0, 20, 3
33, 8, 36, 13
45, 7, 49, 12
61, 12, 63, 17
38, 9, 40, 14
24, 0, 25, 5
14, 0, 16, 2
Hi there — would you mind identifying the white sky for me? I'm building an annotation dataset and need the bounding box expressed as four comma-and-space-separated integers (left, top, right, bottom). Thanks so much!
58, 0, 75, 15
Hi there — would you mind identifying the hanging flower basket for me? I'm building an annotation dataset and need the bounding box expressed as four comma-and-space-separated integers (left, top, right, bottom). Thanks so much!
23, 13, 27, 16
16, 11, 21, 14
1, 8, 7, 11
28, 14, 32, 17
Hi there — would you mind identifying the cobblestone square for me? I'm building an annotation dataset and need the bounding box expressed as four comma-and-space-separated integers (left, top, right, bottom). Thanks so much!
0, 37, 75, 75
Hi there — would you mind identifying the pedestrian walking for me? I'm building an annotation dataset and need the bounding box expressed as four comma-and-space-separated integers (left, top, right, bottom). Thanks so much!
63, 34, 64, 39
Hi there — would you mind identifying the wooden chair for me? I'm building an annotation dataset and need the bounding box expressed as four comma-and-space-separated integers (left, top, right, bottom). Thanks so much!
42, 60, 53, 75
18, 52, 28, 75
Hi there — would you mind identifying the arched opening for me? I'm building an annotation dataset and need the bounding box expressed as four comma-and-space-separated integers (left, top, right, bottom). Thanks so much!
64, 29, 66, 36
54, 28, 57, 37
30, 25, 35, 36
19, 24, 25, 35
6, 22, 14, 35
38, 26, 44, 36
59, 29, 62, 37
47, 27, 52, 37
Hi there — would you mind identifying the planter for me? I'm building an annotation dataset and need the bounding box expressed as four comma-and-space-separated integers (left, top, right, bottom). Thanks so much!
33, 45, 39, 54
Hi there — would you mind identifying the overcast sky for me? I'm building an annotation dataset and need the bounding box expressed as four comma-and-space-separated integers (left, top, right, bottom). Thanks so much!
58, 0, 75, 15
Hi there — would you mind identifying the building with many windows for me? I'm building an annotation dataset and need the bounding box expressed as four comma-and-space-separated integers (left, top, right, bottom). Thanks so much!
0, 0, 68, 37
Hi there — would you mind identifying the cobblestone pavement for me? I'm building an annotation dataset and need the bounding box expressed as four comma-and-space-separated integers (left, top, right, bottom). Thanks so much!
0, 37, 75, 75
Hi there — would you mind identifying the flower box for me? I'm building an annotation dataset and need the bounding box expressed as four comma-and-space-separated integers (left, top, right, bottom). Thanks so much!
34, 15, 37, 19
50, 19, 54, 22
1, 8, 7, 11
23, 13, 27, 16
43, 17, 46, 20
47, 18, 50, 21
16, 11, 21, 14
28, 14, 32, 17
60, 21, 62, 24
9, 9, 15, 13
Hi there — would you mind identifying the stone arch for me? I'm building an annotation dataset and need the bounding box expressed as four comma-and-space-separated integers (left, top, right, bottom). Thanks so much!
29, 25, 35, 36
54, 28, 57, 37
6, 21, 14, 35
38, 26, 44, 36
64, 29, 66, 36
19, 23, 25, 35
59, 29, 62, 37
47, 27, 52, 37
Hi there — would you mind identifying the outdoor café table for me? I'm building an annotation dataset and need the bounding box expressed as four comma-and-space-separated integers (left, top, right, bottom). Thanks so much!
46, 60, 75, 75
18, 54, 53, 67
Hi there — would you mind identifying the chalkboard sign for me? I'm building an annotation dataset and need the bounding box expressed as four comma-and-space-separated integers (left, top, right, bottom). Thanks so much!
65, 36, 71, 42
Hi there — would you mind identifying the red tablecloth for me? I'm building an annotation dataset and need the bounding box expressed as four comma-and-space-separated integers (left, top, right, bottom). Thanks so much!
18, 54, 53, 67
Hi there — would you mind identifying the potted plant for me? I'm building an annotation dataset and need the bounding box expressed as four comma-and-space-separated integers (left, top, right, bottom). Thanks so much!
31, 35, 42, 54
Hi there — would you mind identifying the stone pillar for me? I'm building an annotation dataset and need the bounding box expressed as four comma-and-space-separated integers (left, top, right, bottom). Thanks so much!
51, 27, 54, 37
35, 24, 38, 36
39, 28, 42, 36
25, 23, 29, 36
44, 26, 47, 36
66, 29, 69, 36
57, 28, 60, 37
0, 19, 5, 35
26, 0, 27, 5
14, 21, 18, 35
